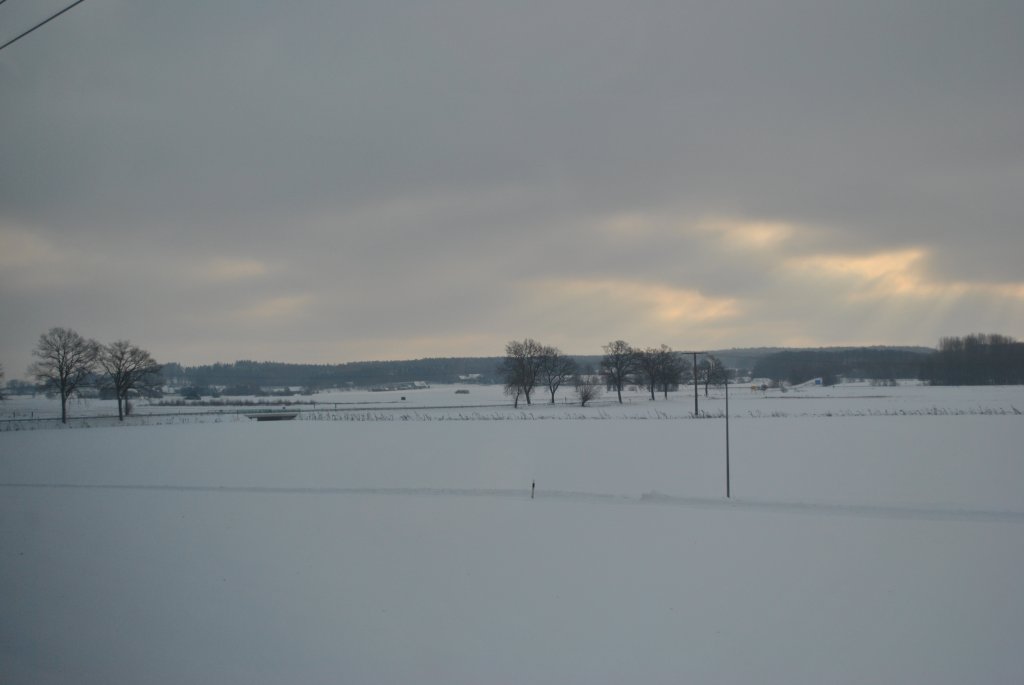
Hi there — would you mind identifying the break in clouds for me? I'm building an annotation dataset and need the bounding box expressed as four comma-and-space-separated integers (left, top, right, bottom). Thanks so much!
2, 0, 1023, 373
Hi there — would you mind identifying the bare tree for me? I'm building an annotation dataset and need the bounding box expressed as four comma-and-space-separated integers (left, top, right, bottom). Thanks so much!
501, 339, 544, 408
538, 346, 578, 403
654, 345, 688, 399
698, 354, 728, 396
635, 345, 692, 400
98, 340, 163, 420
574, 374, 604, 406
600, 340, 637, 404
635, 347, 663, 400
29, 327, 100, 424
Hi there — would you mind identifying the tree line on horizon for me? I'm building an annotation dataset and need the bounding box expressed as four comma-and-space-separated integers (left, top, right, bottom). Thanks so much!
751, 348, 928, 386
150, 344, 954, 393
750, 335, 1024, 387
501, 335, 1024, 406
158, 357, 509, 391
919, 334, 1024, 385
5, 329, 1022, 418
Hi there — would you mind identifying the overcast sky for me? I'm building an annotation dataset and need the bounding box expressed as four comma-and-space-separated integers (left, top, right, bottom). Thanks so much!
2, 0, 1023, 377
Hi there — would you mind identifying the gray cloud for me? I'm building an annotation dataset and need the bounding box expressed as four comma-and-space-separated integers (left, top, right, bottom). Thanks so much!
2, 0, 1023, 374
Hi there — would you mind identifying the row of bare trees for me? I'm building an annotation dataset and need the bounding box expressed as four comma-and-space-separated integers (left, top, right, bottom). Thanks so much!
28, 327, 162, 423
600, 341, 727, 403
502, 339, 730, 407
501, 340, 581, 408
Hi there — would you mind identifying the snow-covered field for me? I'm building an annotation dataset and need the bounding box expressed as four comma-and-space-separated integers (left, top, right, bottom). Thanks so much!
3, 380, 1023, 426
2, 384, 1023, 683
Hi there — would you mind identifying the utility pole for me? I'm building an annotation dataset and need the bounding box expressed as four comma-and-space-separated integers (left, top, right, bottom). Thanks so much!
681, 351, 707, 416
725, 372, 730, 498
680, 349, 731, 498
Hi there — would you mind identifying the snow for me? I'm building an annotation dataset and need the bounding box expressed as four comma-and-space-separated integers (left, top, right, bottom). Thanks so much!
2, 384, 1024, 683
4, 380, 1023, 426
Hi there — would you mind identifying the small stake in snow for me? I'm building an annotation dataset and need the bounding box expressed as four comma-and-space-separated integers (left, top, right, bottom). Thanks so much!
531, 481, 535, 500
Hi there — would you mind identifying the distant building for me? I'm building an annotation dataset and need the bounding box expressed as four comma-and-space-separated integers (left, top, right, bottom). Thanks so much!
369, 381, 430, 392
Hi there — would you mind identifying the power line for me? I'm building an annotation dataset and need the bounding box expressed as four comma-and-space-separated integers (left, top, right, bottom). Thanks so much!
0, 0, 89, 53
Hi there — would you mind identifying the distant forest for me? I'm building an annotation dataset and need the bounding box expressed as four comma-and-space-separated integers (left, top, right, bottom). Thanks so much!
155, 335, 1022, 392
919, 334, 1024, 385
160, 358, 507, 392
751, 348, 931, 386
750, 336, 1024, 386
159, 348, 795, 392
159, 350, 783, 392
